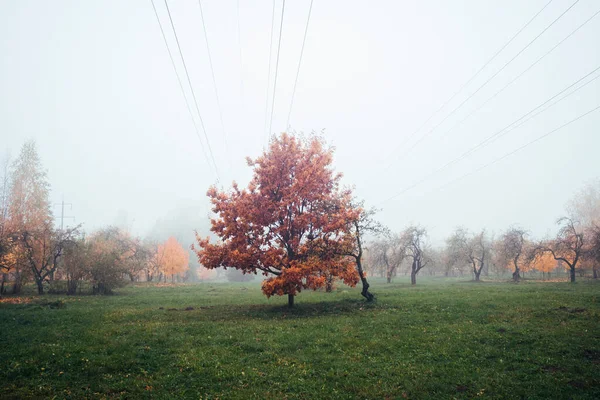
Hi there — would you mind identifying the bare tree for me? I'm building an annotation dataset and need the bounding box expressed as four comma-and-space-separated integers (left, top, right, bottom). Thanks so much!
85, 227, 131, 294
341, 203, 388, 301
424, 247, 444, 276
21, 225, 80, 294
567, 179, 600, 228
448, 228, 490, 282
371, 234, 406, 283
122, 237, 150, 282
401, 226, 430, 285
62, 236, 87, 295
143, 240, 161, 282
566, 180, 599, 279
535, 217, 585, 283
498, 227, 528, 282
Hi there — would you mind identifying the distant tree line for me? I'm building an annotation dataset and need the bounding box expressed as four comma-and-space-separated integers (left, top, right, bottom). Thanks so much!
364, 180, 600, 284
2, 135, 598, 304
0, 141, 191, 295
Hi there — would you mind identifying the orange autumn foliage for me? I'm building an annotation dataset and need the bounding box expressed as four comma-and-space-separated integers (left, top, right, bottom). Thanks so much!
156, 237, 189, 280
193, 133, 360, 300
529, 252, 557, 273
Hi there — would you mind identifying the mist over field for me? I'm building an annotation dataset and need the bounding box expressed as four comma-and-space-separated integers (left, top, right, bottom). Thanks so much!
1, 0, 599, 242
1, 0, 599, 398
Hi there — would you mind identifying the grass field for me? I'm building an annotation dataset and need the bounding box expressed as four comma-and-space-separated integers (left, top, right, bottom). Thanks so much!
1, 278, 599, 399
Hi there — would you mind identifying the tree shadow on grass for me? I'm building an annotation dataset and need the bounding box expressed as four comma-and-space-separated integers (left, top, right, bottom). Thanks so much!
230, 297, 384, 320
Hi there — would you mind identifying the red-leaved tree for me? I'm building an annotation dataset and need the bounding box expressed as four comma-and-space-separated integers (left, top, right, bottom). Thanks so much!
193, 133, 360, 307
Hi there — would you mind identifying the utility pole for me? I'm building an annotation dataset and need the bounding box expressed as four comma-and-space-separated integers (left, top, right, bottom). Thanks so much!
49, 196, 75, 282
54, 195, 75, 230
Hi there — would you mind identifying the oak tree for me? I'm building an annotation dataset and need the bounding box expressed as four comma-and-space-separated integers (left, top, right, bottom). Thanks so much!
193, 133, 359, 307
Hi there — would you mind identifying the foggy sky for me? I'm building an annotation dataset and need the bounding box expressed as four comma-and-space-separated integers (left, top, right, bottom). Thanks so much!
1, 0, 599, 245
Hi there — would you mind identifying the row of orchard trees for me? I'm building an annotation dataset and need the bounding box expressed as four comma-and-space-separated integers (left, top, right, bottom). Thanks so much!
194, 133, 599, 306
0, 141, 190, 295
366, 181, 600, 284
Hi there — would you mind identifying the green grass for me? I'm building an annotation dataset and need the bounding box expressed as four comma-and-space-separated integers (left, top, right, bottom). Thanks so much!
1, 278, 599, 399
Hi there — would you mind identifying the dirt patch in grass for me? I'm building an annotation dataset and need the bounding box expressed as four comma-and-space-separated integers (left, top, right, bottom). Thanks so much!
583, 349, 600, 363
557, 306, 586, 313
568, 380, 588, 389
456, 385, 469, 393
542, 365, 562, 373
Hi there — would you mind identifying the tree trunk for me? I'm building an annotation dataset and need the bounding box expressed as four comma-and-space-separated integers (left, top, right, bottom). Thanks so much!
67, 278, 77, 295
410, 270, 416, 285
593, 267, 598, 280
512, 267, 520, 282
569, 266, 576, 283
0, 273, 6, 296
36, 279, 44, 295
360, 277, 374, 301
355, 258, 374, 302
472, 261, 480, 282
325, 274, 333, 292
12, 271, 22, 294
288, 293, 294, 308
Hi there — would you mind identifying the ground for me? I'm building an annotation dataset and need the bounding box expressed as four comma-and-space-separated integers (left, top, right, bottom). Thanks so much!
1, 278, 599, 399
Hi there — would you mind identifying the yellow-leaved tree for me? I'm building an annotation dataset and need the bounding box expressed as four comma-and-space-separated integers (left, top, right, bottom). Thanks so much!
529, 252, 557, 280
156, 237, 188, 282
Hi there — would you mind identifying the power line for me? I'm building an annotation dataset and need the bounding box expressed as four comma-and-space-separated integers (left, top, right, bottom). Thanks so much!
390, 0, 580, 169
263, 0, 276, 147
438, 7, 600, 144
286, 0, 314, 130
379, 66, 600, 205
449, 69, 600, 164
198, 0, 229, 164
163, 0, 220, 181
149, 0, 212, 174
383, 0, 555, 170
428, 104, 600, 199
267, 0, 287, 141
